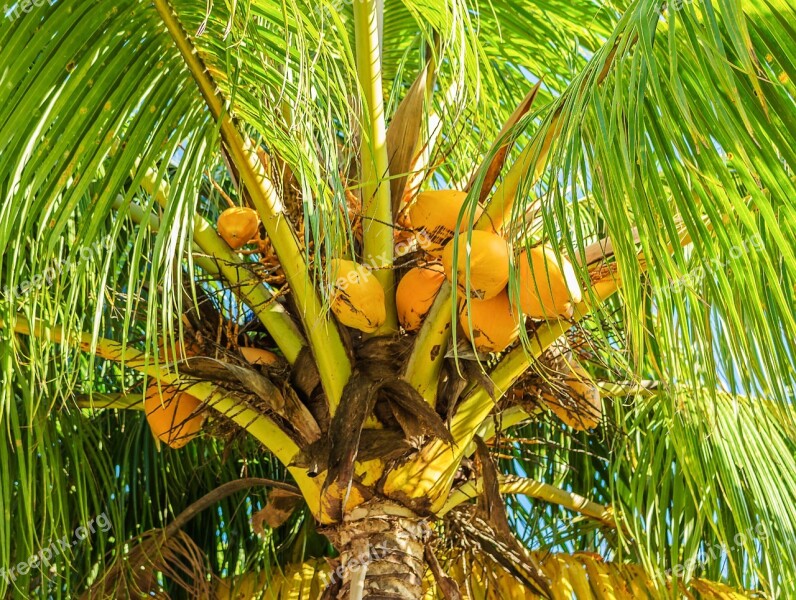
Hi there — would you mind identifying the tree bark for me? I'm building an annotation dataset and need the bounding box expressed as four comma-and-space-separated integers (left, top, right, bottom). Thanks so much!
324, 499, 429, 600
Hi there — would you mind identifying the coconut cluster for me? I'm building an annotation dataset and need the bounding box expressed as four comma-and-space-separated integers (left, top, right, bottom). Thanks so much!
210, 191, 581, 351
399, 190, 583, 353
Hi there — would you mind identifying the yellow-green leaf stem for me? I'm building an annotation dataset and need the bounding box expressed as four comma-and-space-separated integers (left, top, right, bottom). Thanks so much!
153, 0, 351, 411
75, 393, 143, 411
440, 475, 616, 528
353, 0, 397, 334
112, 194, 220, 277
475, 112, 562, 233
402, 283, 452, 407
5, 314, 324, 516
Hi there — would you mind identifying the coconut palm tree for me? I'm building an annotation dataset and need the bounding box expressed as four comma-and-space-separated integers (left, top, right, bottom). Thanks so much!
1, 0, 795, 597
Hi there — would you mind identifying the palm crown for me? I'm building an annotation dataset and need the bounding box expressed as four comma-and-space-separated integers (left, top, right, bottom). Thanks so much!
1, 0, 795, 598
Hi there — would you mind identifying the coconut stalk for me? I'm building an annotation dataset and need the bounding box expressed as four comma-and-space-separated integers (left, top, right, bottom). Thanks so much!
402, 282, 452, 406
153, 0, 351, 410
354, 0, 397, 334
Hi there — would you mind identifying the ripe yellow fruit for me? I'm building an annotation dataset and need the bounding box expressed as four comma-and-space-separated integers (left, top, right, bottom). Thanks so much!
542, 362, 601, 430
240, 346, 279, 366
396, 264, 446, 332
409, 190, 483, 256
459, 290, 520, 353
518, 245, 582, 319
144, 383, 204, 448
217, 207, 260, 250
441, 230, 509, 300
329, 259, 386, 333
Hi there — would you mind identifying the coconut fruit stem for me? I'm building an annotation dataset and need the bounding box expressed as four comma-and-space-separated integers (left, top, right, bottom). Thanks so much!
354, 0, 397, 334
153, 0, 352, 412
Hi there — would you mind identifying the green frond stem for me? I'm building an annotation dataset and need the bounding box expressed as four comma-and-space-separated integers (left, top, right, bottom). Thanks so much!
439, 475, 616, 528
140, 170, 305, 363
354, 0, 397, 334
153, 0, 351, 411
3, 314, 324, 514
596, 380, 659, 398
476, 111, 562, 233
466, 81, 542, 201
403, 282, 452, 406
112, 195, 166, 237
75, 393, 143, 411
476, 31, 629, 234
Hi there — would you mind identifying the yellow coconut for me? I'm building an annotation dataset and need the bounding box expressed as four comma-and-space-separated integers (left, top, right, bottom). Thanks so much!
218, 207, 260, 250
518, 245, 582, 319
459, 290, 521, 353
144, 383, 204, 449
240, 346, 279, 367
329, 259, 386, 333
542, 362, 601, 430
409, 190, 484, 256
396, 263, 446, 332
441, 230, 509, 300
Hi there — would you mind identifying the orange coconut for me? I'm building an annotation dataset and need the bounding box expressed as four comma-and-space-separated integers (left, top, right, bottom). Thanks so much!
396, 263, 446, 332
240, 346, 279, 367
218, 207, 260, 250
329, 259, 386, 333
542, 362, 601, 430
518, 245, 582, 319
409, 190, 484, 256
459, 290, 521, 353
144, 383, 204, 448
158, 338, 201, 365
441, 230, 509, 300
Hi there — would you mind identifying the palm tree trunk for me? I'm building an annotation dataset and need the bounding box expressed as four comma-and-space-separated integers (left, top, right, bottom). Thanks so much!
325, 499, 428, 600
